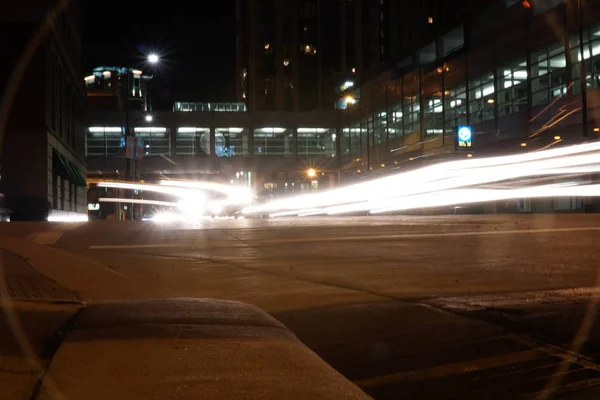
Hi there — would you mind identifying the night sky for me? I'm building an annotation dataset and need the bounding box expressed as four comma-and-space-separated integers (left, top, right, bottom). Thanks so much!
82, 1, 236, 109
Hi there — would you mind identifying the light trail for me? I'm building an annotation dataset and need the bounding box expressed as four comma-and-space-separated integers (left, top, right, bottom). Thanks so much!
95, 179, 252, 218
97, 181, 191, 197
158, 179, 252, 200
98, 198, 179, 208
243, 141, 600, 217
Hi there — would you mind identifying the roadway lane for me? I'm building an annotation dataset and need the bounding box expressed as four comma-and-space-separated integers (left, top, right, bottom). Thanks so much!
57, 214, 600, 300
33, 214, 600, 398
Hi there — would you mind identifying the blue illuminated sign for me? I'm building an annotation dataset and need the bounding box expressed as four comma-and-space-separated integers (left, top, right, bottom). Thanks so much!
457, 126, 473, 148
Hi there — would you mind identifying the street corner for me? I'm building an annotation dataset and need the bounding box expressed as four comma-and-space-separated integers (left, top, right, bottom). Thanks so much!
0, 300, 81, 400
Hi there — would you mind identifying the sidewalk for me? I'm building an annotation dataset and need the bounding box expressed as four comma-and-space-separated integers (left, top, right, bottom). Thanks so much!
0, 240, 82, 398
0, 300, 80, 399
2, 234, 600, 398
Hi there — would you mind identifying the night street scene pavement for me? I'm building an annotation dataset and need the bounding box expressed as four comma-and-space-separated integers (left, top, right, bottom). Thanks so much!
4, 215, 600, 399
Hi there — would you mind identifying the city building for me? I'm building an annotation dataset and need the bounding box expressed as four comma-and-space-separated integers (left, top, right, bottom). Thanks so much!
85, 0, 600, 217
236, 0, 490, 112
236, 0, 390, 112
85, 66, 153, 112
85, 105, 342, 212
338, 0, 600, 212
0, 1, 87, 220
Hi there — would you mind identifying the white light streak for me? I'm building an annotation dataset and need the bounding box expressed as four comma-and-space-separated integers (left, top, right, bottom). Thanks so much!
243, 141, 600, 217
98, 198, 179, 207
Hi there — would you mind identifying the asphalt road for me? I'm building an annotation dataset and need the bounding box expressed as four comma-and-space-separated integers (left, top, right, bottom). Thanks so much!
5, 214, 600, 398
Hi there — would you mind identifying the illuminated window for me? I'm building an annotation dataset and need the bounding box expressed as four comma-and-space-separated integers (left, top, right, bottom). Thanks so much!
254, 128, 292, 156
301, 44, 316, 55
297, 128, 335, 157
176, 127, 209, 156
469, 73, 495, 123
531, 42, 566, 106
403, 94, 420, 135
86, 127, 123, 157
216, 128, 248, 157
497, 58, 528, 116
134, 127, 170, 156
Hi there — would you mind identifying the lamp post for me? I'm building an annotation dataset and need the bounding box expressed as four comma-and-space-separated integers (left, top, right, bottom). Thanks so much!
124, 53, 159, 220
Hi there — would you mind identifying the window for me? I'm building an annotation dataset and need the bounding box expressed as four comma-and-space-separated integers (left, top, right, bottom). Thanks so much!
86, 126, 124, 157
390, 106, 403, 140
343, 125, 363, 157
297, 128, 335, 157
497, 58, 528, 117
341, 127, 351, 156
443, 58, 467, 134
301, 44, 317, 55
374, 112, 386, 144
444, 84, 467, 134
403, 95, 420, 135
571, 24, 600, 91
176, 127, 209, 156
422, 70, 444, 136
531, 42, 567, 106
134, 127, 170, 156
468, 73, 495, 123
216, 128, 248, 157
254, 128, 292, 156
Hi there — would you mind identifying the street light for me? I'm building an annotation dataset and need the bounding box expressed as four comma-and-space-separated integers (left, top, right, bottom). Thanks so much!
307, 168, 316, 178
148, 54, 159, 64
145, 115, 153, 122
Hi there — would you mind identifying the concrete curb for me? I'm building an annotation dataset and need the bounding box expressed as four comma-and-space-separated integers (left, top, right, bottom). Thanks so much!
0, 237, 141, 302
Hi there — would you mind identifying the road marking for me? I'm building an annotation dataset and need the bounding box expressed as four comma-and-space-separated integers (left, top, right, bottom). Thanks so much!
88, 226, 600, 250
355, 349, 542, 388
26, 231, 64, 245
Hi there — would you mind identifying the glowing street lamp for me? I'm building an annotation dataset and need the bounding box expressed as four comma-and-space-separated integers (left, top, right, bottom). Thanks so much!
145, 115, 153, 122
148, 53, 159, 64
307, 168, 317, 178
345, 95, 356, 105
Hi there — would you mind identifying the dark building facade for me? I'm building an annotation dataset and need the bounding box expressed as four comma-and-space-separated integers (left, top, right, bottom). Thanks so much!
236, 0, 383, 112
235, 0, 490, 113
0, 1, 87, 220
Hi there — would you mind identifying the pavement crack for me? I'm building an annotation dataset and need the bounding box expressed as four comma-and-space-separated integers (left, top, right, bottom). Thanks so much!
218, 229, 272, 254
29, 306, 83, 400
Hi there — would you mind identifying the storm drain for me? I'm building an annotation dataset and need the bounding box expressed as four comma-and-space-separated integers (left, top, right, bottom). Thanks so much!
0, 250, 77, 301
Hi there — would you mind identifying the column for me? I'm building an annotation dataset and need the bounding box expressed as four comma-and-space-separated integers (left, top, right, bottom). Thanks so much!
170, 123, 177, 157
292, 127, 298, 167
210, 127, 216, 158
248, 126, 254, 158
335, 127, 341, 167
275, 0, 285, 110
284, 130, 291, 156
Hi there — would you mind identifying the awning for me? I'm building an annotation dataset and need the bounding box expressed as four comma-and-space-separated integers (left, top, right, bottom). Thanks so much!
53, 150, 86, 186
